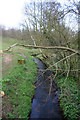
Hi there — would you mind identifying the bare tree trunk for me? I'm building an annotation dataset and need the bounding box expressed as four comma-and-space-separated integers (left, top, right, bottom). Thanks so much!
78, 2, 80, 79
34, 2, 37, 31
40, 0, 42, 32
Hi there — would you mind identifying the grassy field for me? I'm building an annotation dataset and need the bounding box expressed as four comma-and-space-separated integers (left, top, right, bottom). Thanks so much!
2, 37, 38, 119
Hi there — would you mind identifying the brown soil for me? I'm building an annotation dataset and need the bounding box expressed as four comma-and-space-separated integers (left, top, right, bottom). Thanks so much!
2, 53, 16, 75
2, 53, 13, 65
2, 95, 13, 118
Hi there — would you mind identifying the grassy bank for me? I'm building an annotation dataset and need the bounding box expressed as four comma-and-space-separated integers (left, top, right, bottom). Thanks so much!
2, 55, 37, 119
2, 37, 38, 119
55, 77, 79, 120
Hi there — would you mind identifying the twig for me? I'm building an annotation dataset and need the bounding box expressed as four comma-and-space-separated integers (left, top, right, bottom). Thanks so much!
36, 73, 53, 88
49, 64, 58, 95
65, 57, 71, 80
56, 71, 66, 78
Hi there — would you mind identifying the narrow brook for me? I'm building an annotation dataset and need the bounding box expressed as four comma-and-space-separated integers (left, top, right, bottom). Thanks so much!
30, 58, 66, 119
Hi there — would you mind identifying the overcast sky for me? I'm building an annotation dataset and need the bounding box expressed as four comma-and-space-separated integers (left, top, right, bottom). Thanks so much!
0, 0, 79, 30
0, 0, 27, 29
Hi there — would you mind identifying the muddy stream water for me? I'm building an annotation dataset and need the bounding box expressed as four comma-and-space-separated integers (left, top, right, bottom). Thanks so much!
30, 58, 66, 119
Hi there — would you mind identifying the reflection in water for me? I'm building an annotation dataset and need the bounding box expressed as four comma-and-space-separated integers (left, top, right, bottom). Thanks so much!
30, 58, 65, 119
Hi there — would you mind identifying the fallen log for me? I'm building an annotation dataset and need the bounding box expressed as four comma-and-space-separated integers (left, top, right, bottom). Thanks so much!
6, 43, 18, 51
5, 43, 80, 55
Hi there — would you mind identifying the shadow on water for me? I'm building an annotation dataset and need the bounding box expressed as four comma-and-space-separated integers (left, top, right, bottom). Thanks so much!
30, 58, 66, 120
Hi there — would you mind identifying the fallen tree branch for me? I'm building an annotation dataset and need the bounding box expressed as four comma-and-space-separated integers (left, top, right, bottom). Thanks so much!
45, 52, 77, 72
30, 36, 47, 58
5, 43, 80, 55
54, 52, 77, 65
6, 43, 18, 51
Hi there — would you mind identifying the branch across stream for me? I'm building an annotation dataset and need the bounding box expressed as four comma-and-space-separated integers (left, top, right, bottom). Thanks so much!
30, 58, 66, 119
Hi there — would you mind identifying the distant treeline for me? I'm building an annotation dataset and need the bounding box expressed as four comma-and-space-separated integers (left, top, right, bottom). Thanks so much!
0, 26, 32, 41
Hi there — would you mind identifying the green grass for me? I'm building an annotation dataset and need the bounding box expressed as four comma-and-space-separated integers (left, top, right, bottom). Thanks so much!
2, 54, 37, 119
2, 37, 79, 120
56, 77, 79, 120
2, 37, 27, 50
2, 37, 38, 119
2, 37, 39, 56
